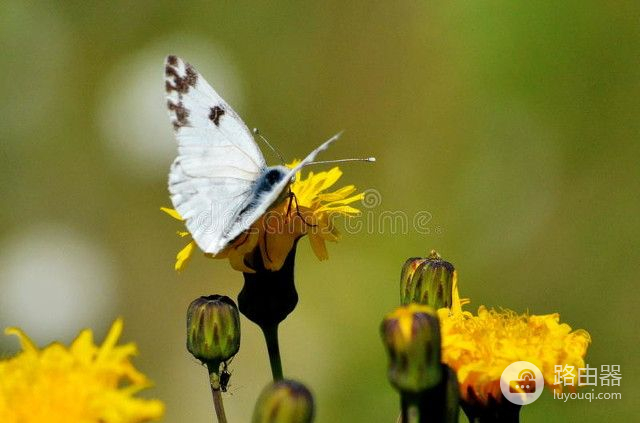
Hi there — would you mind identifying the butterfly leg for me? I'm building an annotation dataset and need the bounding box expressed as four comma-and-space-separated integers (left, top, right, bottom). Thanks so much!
288, 191, 317, 228
285, 189, 294, 219
262, 229, 273, 263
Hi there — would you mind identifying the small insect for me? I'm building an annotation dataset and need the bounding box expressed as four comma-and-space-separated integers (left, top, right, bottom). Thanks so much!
218, 358, 235, 393
219, 364, 232, 393
165, 55, 374, 254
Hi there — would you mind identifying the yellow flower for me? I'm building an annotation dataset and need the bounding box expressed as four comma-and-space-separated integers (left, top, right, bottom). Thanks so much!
438, 294, 591, 405
0, 319, 164, 423
163, 163, 363, 272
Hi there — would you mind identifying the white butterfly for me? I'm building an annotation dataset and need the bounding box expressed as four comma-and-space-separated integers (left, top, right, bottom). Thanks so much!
165, 55, 339, 255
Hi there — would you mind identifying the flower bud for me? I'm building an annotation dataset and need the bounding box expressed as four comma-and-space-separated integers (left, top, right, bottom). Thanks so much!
400, 257, 428, 301
252, 379, 314, 423
400, 250, 455, 309
186, 295, 240, 367
381, 304, 442, 393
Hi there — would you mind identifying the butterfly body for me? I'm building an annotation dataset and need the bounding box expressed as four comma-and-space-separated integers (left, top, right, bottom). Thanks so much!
165, 56, 336, 255
240, 165, 290, 214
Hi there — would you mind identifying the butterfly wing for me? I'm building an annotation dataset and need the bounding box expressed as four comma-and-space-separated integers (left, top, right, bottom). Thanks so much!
165, 55, 266, 254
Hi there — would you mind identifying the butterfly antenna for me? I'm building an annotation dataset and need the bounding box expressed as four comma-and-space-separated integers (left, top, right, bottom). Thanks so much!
302, 157, 376, 167
253, 128, 286, 165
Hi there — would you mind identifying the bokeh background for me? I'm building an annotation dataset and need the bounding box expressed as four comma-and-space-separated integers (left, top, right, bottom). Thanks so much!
1, 1, 638, 421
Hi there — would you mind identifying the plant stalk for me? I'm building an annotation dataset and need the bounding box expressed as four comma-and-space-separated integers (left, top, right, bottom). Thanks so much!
208, 365, 228, 423
261, 323, 283, 380
461, 398, 521, 423
400, 393, 421, 423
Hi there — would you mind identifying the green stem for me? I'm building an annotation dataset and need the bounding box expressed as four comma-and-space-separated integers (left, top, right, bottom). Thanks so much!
208, 365, 228, 423
400, 397, 407, 423
400, 393, 421, 423
461, 400, 521, 423
261, 323, 283, 380
211, 388, 227, 423
407, 404, 420, 423
467, 415, 520, 423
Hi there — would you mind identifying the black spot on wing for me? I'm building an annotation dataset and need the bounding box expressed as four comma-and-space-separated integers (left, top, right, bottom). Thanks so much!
185, 64, 198, 87
165, 59, 198, 94
209, 106, 225, 126
164, 64, 179, 79
167, 100, 190, 130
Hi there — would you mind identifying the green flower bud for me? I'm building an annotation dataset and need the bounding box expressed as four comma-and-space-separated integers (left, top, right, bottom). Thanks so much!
381, 304, 442, 393
400, 250, 455, 309
400, 257, 429, 301
252, 379, 314, 423
186, 295, 240, 367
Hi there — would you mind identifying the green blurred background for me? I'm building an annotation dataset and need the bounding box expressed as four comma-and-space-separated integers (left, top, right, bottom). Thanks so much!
1, 1, 638, 421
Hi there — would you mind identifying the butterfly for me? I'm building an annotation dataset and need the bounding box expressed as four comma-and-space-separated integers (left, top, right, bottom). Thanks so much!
164, 55, 345, 255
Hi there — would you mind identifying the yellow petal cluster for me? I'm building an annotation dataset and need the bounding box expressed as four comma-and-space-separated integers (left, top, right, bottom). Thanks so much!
163, 163, 363, 272
438, 302, 591, 405
0, 319, 164, 423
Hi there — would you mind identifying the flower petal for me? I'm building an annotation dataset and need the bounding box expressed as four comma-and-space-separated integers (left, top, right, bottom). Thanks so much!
309, 233, 329, 261
160, 207, 183, 221
175, 241, 196, 271
4, 327, 38, 355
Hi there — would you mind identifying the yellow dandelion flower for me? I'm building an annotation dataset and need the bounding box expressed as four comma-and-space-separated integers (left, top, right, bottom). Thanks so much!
438, 294, 591, 406
162, 162, 363, 272
0, 318, 164, 423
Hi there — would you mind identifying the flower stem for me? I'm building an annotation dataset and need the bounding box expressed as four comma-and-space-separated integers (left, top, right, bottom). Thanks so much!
462, 400, 521, 423
400, 393, 423, 423
261, 323, 283, 380
468, 417, 519, 423
211, 388, 227, 423
208, 365, 228, 423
